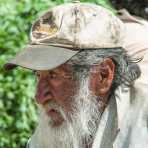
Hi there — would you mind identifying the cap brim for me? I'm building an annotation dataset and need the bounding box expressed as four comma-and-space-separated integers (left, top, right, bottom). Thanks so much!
4, 45, 79, 70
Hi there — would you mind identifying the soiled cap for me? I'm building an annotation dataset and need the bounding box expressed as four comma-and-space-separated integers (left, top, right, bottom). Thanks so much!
4, 2, 125, 71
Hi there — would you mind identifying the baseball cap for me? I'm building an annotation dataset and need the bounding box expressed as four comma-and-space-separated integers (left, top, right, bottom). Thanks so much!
4, 2, 125, 71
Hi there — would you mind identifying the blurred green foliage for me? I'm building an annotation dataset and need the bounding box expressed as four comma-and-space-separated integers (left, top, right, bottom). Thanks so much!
0, 0, 113, 147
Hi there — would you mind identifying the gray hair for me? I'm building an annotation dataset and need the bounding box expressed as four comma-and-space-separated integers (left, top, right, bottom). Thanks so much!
68, 47, 141, 91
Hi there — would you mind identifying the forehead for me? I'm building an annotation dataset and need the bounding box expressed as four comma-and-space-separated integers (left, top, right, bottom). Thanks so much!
37, 63, 73, 73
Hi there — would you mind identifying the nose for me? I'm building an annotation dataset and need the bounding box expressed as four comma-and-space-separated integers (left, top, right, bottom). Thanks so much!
35, 77, 52, 105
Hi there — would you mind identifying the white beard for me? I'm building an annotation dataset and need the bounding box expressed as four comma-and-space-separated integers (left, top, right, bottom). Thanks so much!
29, 77, 102, 148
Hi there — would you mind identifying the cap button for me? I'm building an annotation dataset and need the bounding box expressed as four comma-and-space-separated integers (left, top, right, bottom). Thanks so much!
73, 0, 80, 3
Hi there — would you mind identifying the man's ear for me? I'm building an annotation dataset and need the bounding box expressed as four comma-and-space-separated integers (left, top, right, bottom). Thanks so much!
89, 58, 115, 97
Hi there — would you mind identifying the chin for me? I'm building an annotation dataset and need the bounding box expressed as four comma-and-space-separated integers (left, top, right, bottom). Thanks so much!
29, 109, 73, 148
38, 105, 66, 128
46, 109, 65, 127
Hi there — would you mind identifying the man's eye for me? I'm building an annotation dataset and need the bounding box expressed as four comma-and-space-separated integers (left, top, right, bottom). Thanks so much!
33, 71, 40, 77
49, 72, 58, 79
48, 71, 73, 80
36, 73, 41, 77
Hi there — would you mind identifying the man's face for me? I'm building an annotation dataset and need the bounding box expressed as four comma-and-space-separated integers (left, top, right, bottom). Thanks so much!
35, 64, 78, 126
31, 59, 114, 148
32, 63, 101, 148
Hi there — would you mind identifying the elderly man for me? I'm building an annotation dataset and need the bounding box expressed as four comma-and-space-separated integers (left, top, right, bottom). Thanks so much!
4, 2, 148, 148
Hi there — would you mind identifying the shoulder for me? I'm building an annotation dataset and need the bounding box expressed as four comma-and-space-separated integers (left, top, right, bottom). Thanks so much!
117, 9, 148, 55
114, 84, 148, 148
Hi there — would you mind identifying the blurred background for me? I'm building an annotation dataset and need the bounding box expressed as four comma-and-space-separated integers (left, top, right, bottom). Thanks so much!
0, 0, 147, 147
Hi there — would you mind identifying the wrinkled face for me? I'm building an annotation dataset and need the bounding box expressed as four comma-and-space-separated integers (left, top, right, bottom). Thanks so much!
32, 65, 102, 148
31, 57, 115, 148
34, 64, 78, 126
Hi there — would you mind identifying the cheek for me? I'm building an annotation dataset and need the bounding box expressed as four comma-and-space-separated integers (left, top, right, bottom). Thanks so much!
89, 74, 100, 93
53, 80, 77, 106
